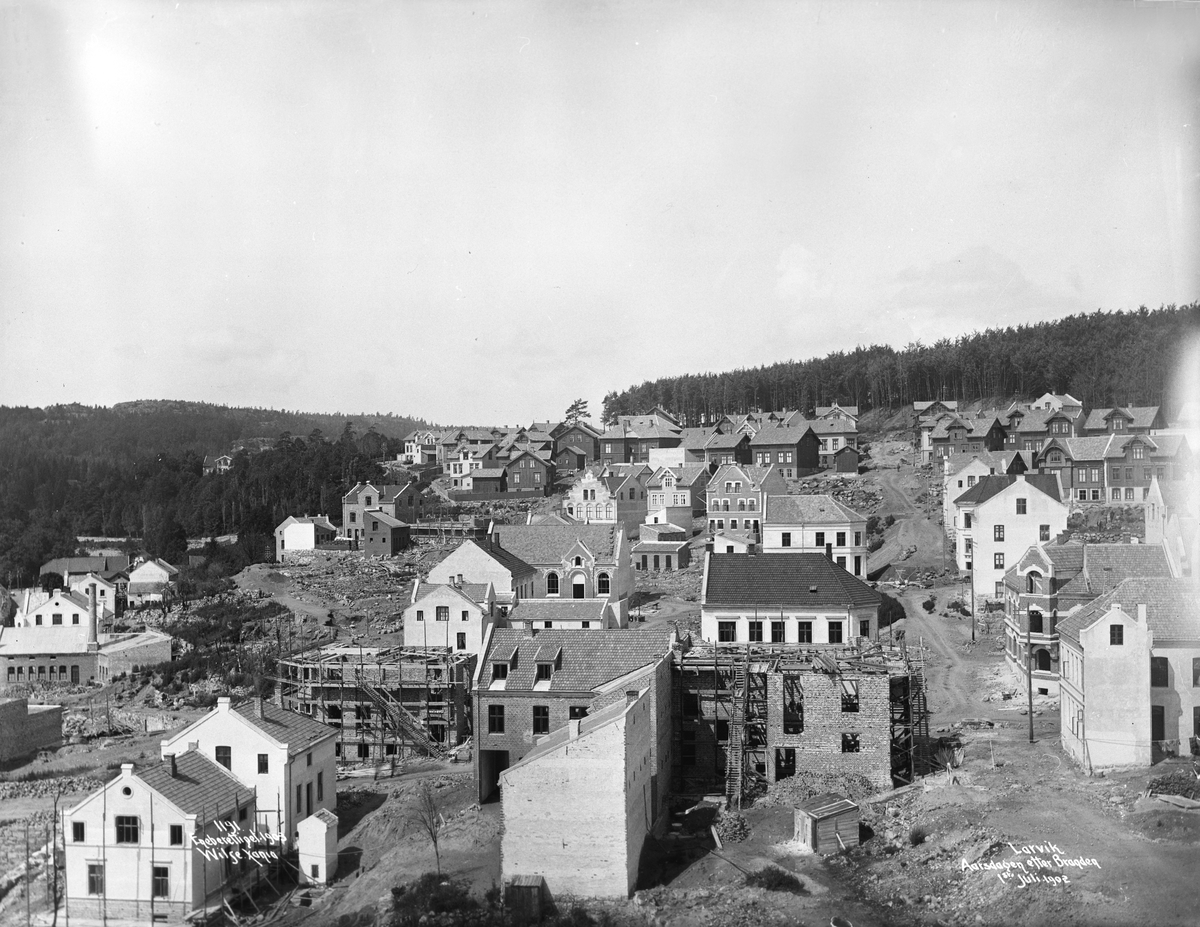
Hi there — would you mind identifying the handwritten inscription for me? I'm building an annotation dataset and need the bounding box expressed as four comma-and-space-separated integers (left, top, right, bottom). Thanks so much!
960, 841, 1100, 887
193, 821, 286, 863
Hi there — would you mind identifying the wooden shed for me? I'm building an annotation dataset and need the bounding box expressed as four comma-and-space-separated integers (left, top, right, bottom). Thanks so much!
794, 793, 860, 853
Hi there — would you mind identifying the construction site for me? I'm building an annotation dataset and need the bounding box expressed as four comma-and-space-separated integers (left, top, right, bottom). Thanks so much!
273, 645, 475, 762
672, 640, 932, 807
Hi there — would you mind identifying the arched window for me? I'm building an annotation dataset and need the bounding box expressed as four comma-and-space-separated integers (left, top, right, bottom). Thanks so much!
547, 572, 560, 595
605, 503, 613, 519
574, 556, 582, 567
1026, 571, 1042, 595
1029, 610, 1044, 634
597, 572, 610, 595
1035, 649, 1051, 672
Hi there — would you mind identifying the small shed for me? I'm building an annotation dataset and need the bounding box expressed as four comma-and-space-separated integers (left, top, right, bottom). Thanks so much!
833, 445, 860, 473
794, 793, 859, 854
298, 808, 339, 885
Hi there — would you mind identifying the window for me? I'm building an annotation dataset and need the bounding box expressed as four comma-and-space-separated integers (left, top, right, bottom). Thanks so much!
1125, 467, 1133, 481
597, 572, 610, 595
1039, 524, 1050, 542
718, 621, 736, 642
815, 531, 825, 546
841, 680, 859, 712
1090, 468, 1099, 483
1151, 657, 1169, 688
783, 675, 804, 733
488, 705, 505, 733
1193, 657, 1200, 688
771, 621, 785, 643
1110, 625, 1124, 645
967, 475, 976, 487
841, 733, 861, 753
569, 706, 588, 720
170, 824, 183, 846
1111, 467, 1121, 481
87, 864, 104, 896
533, 705, 549, 735
828, 621, 843, 644
215, 746, 231, 769
836, 532, 846, 546
748, 621, 763, 642
963, 514, 972, 529
317, 771, 324, 801
994, 525, 1005, 542
436, 606, 449, 622
456, 633, 467, 650
547, 572, 559, 595
715, 719, 729, 741
350, 512, 357, 523
52, 613, 62, 625
536, 663, 552, 681
854, 531, 861, 546
491, 663, 508, 681
836, 556, 846, 569
797, 621, 812, 644
72, 822, 85, 842
152, 865, 169, 898
860, 619, 870, 638
115, 816, 139, 844
781, 532, 791, 548
258, 754, 269, 774
1016, 498, 1027, 514
415, 609, 425, 622
1134, 445, 1145, 459
296, 784, 303, 811
994, 553, 1005, 569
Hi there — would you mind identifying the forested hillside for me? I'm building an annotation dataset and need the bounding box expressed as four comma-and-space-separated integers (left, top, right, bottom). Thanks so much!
601, 305, 1200, 425
0, 402, 431, 587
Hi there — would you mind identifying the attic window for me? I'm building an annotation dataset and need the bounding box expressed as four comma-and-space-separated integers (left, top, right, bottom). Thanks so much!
809, 585, 818, 594
536, 663, 552, 682
491, 663, 508, 681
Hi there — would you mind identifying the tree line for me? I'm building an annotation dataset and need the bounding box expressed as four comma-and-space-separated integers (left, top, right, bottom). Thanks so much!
600, 305, 1200, 425
0, 401, 429, 588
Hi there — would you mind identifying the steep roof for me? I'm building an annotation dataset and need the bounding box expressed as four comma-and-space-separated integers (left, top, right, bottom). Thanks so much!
482, 628, 675, 692
749, 425, 813, 447
1055, 543, 1172, 598
764, 494, 866, 525
1058, 578, 1200, 644
1082, 406, 1161, 431
231, 699, 337, 755
1059, 436, 1117, 461
463, 539, 536, 577
469, 467, 507, 479
703, 553, 880, 608
953, 474, 1061, 507
364, 511, 408, 528
492, 524, 619, 564
137, 750, 255, 820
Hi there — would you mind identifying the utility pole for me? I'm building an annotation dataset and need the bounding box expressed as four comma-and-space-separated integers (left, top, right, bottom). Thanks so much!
1026, 620, 1035, 743
970, 574, 976, 643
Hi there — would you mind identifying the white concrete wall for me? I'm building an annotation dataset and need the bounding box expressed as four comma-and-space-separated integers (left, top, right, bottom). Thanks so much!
403, 586, 490, 657
700, 607, 875, 644
970, 479, 1067, 603
429, 542, 530, 599
1081, 606, 1152, 766
500, 691, 653, 898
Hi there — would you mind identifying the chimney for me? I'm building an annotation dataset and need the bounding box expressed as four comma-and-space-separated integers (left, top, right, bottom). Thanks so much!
254, 697, 264, 719
568, 719, 582, 739
1137, 603, 1147, 623
217, 696, 232, 711
121, 762, 134, 777
87, 587, 99, 651
825, 542, 833, 561
167, 754, 177, 777
188, 741, 199, 752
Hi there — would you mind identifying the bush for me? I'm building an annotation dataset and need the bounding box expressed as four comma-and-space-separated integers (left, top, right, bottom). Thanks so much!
921, 595, 936, 613
391, 874, 481, 927
865, 515, 882, 535
909, 823, 931, 846
867, 535, 885, 553
745, 866, 808, 894
884, 514, 896, 528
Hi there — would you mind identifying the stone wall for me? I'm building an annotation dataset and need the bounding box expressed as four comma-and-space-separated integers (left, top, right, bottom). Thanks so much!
0, 698, 63, 764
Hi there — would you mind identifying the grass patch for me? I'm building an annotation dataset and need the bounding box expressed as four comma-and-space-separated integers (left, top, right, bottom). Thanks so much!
745, 866, 808, 895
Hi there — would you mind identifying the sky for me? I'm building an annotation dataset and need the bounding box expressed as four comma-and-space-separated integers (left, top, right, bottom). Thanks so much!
1, 0, 1197, 427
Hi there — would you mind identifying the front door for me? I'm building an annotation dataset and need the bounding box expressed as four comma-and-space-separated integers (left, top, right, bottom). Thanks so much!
1151, 705, 1165, 745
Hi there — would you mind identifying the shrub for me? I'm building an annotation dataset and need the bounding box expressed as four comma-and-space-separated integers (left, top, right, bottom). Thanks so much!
745, 866, 808, 894
909, 823, 930, 846
921, 595, 936, 613
865, 515, 882, 535
867, 535, 885, 553
884, 514, 896, 528
391, 874, 480, 927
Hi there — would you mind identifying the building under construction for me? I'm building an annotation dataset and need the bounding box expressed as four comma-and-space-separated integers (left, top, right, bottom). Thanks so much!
673, 639, 930, 807
275, 646, 474, 762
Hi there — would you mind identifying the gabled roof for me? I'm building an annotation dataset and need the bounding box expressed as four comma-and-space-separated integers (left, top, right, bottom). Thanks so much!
678, 427, 718, 450
1082, 406, 1162, 431
136, 750, 255, 820
40, 555, 130, 577
1057, 436, 1117, 462
492, 524, 619, 564
952, 474, 1061, 507
481, 628, 675, 692
914, 400, 958, 413
230, 699, 337, 755
365, 511, 408, 529
277, 515, 338, 532
1058, 578, 1200, 644
809, 419, 858, 435
413, 582, 489, 608
764, 494, 866, 525
469, 467, 507, 479
1054, 543, 1172, 598
708, 464, 777, 489
703, 553, 880, 608
703, 432, 748, 449
749, 425, 813, 447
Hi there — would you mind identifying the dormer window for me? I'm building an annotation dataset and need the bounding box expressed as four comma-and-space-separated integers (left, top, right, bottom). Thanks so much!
491, 663, 508, 681
536, 663, 552, 682
365, 496, 373, 506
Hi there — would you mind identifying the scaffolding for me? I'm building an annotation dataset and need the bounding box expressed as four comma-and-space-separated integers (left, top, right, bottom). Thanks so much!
273, 646, 475, 764
673, 640, 931, 808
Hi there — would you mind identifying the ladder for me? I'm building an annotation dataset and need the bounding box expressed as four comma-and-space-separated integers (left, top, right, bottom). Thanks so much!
909, 660, 932, 775
358, 680, 446, 759
726, 660, 748, 809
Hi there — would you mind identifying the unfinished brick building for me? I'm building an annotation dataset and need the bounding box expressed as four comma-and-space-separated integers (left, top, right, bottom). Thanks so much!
673, 642, 929, 807
274, 646, 474, 763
